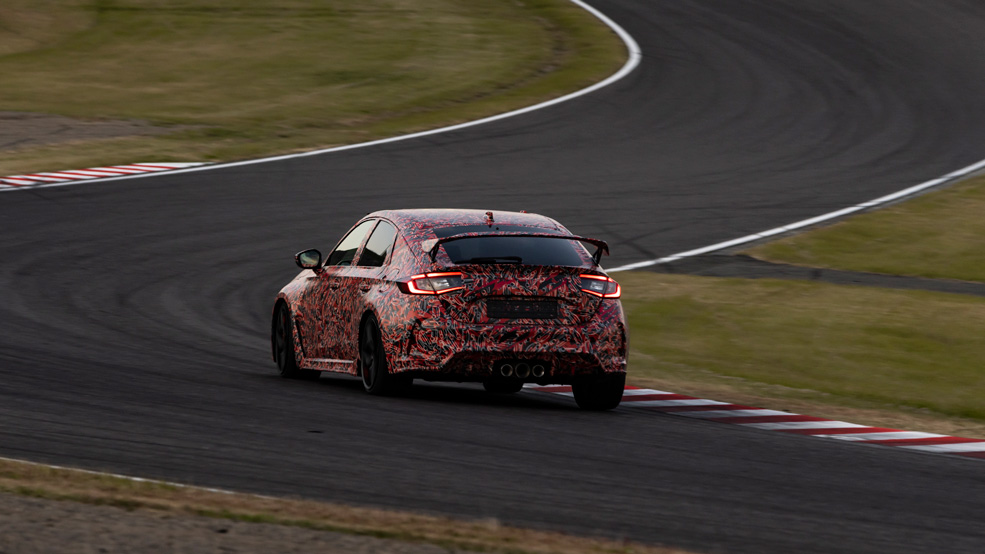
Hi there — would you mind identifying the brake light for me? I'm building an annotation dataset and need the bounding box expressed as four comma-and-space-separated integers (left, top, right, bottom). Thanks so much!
579, 274, 621, 298
406, 272, 465, 295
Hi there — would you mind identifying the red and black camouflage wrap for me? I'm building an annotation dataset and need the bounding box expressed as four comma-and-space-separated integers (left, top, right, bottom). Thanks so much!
273, 209, 627, 384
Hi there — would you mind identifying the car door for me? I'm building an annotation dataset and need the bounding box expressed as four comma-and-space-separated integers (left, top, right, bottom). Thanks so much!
314, 219, 376, 363
333, 219, 398, 364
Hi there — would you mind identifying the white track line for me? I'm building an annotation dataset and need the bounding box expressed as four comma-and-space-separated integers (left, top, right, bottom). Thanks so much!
0, 455, 269, 498
607, 157, 985, 272
678, 409, 791, 419
822, 431, 947, 442
738, 421, 869, 431
901, 442, 985, 453
0, 1, 642, 194
622, 398, 730, 408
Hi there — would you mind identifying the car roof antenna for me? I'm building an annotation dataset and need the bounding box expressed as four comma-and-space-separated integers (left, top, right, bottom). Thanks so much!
485, 211, 494, 227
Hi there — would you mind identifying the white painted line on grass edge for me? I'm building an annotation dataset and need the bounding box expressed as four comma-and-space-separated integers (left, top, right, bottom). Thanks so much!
607, 157, 985, 272
0, 455, 258, 498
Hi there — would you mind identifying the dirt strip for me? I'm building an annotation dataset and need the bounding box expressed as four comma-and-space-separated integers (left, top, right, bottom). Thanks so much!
0, 112, 174, 152
0, 491, 467, 554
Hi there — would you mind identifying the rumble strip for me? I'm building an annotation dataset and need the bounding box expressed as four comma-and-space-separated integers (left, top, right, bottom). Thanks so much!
527, 385, 985, 461
0, 162, 209, 188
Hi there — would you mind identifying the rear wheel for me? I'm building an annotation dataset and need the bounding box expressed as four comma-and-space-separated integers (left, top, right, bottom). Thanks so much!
483, 380, 524, 394
360, 316, 410, 395
273, 304, 319, 380
572, 373, 625, 411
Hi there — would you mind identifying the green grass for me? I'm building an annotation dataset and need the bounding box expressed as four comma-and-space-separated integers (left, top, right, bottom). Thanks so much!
746, 176, 985, 282
619, 271, 985, 433
0, 0, 625, 174
715, 175, 985, 434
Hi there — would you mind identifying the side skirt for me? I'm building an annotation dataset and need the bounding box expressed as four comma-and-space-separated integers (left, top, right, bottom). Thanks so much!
294, 316, 358, 375
301, 357, 358, 375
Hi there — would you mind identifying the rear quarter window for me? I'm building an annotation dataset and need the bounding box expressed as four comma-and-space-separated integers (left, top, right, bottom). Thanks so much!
358, 221, 397, 267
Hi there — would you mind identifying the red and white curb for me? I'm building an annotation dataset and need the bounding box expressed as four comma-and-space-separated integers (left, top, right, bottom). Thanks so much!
528, 385, 985, 460
0, 162, 209, 188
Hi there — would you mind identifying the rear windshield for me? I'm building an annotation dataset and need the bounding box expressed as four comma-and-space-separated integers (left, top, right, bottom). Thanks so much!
434, 225, 586, 267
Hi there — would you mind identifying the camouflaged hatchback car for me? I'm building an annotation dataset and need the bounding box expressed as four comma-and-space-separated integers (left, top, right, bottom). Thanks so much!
272, 209, 627, 410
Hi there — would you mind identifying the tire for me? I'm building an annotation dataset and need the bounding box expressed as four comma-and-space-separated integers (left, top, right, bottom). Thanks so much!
483, 380, 524, 394
571, 372, 625, 411
273, 303, 319, 380
360, 316, 410, 396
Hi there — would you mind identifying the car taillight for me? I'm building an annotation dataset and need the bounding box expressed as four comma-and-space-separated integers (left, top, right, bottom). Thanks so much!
405, 272, 465, 295
579, 274, 621, 298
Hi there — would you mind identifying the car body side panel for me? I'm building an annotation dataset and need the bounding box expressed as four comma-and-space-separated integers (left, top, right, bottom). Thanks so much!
334, 266, 392, 364
317, 265, 353, 359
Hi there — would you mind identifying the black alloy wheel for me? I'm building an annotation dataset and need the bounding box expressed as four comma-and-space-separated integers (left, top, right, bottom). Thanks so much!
360, 316, 410, 395
273, 304, 318, 380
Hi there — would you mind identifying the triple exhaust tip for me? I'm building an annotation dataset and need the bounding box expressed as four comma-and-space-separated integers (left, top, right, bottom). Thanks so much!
499, 363, 546, 379
500, 363, 514, 377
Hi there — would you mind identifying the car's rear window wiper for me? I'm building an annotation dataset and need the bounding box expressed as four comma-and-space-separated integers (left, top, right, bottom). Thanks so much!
457, 256, 523, 264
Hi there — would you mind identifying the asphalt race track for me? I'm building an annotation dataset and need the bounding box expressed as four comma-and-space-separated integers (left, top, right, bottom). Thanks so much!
3, 1, 985, 552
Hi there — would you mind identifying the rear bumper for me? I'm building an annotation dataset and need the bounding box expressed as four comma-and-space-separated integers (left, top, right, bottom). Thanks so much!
388, 317, 627, 382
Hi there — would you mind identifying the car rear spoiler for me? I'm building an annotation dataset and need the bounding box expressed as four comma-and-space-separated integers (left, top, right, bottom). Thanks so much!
420, 232, 610, 266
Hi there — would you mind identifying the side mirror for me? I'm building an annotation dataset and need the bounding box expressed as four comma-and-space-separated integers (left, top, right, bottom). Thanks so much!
295, 249, 322, 270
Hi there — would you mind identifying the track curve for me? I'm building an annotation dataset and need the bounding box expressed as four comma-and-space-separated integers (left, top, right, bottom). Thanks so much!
3, 1, 985, 552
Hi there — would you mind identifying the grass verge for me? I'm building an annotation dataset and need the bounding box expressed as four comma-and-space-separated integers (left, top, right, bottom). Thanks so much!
0, 458, 691, 554
746, 176, 985, 282
620, 271, 985, 439
0, 0, 625, 174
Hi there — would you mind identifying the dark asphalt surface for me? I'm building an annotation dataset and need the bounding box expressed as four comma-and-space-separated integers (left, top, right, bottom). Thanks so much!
2, 1, 985, 552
